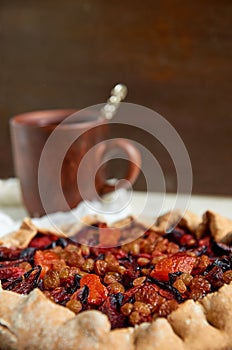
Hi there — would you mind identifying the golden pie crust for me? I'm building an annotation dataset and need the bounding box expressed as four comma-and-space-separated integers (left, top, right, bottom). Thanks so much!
0, 211, 232, 350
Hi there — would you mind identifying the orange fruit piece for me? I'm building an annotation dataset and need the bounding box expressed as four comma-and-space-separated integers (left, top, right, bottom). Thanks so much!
80, 273, 108, 305
150, 254, 196, 281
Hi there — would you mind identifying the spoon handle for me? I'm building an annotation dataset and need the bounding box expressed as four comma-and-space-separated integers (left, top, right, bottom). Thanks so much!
101, 83, 128, 120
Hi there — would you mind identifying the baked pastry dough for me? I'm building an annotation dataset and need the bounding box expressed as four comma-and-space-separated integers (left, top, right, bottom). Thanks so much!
0, 210, 232, 350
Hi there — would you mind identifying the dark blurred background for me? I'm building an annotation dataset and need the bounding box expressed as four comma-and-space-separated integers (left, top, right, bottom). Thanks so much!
1, 0, 231, 195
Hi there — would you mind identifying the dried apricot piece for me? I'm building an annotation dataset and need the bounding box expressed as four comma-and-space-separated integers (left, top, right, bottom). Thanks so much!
34, 250, 60, 278
80, 274, 108, 305
150, 253, 196, 281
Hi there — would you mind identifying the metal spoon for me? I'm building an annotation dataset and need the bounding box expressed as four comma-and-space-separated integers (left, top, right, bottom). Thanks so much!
101, 83, 128, 120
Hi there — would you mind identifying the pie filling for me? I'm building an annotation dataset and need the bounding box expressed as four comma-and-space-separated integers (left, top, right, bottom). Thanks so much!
0, 220, 232, 329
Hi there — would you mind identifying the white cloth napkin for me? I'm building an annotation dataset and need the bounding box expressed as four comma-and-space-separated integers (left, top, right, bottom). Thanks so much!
0, 178, 133, 238
0, 178, 23, 206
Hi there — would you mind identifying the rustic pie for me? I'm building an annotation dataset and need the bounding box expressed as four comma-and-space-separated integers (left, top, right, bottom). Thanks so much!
0, 210, 232, 350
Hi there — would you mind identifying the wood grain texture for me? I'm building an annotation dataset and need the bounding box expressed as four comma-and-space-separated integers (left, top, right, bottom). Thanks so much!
0, 0, 231, 194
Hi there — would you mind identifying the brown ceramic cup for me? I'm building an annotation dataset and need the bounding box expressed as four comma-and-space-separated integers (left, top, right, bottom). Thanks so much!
10, 109, 141, 217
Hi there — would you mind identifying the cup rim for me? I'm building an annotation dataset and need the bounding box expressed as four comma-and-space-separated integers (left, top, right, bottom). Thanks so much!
10, 108, 105, 129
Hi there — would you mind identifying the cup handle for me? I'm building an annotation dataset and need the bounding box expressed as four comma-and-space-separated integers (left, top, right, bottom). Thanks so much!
96, 138, 141, 194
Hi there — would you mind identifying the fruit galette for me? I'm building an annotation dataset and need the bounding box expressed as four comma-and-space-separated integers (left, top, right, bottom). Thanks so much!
0, 210, 232, 350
